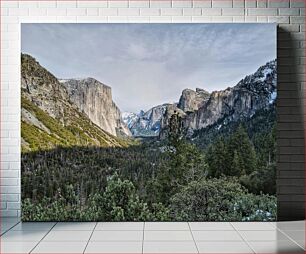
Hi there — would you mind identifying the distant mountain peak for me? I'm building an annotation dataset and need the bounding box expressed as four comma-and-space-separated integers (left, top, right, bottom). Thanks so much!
122, 105, 169, 137
124, 60, 276, 138
158, 59, 277, 137
21, 53, 129, 152
196, 88, 210, 94
178, 87, 210, 112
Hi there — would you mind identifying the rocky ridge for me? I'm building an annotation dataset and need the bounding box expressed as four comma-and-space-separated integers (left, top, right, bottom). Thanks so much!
123, 60, 276, 137
177, 88, 210, 112
21, 53, 130, 151
60, 78, 131, 137
161, 60, 277, 135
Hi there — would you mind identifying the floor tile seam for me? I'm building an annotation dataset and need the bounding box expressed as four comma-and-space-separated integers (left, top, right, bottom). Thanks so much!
141, 220, 145, 254
29, 222, 58, 254
1, 239, 261, 242
144, 230, 192, 231
229, 222, 256, 254
275, 227, 305, 250
195, 239, 301, 242
88, 240, 196, 242
52, 230, 97, 231
187, 222, 200, 254
94, 230, 149, 231
0, 220, 21, 236
269, 222, 277, 229
275, 229, 305, 232
220, 229, 275, 231
191, 229, 240, 231
83, 222, 98, 254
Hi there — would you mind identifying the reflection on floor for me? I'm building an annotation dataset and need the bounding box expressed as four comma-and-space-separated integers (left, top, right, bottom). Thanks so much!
0, 218, 304, 253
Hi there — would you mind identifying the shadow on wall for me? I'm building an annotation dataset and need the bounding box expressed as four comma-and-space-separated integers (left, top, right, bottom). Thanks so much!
276, 27, 305, 221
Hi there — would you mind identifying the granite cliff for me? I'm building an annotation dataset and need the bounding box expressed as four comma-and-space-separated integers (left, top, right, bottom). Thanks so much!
183, 60, 277, 131
127, 60, 277, 138
60, 78, 131, 137
177, 88, 210, 113
21, 54, 130, 152
161, 60, 277, 133
21, 53, 276, 145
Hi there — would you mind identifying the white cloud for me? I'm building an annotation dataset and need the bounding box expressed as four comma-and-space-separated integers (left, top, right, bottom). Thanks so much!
21, 23, 276, 112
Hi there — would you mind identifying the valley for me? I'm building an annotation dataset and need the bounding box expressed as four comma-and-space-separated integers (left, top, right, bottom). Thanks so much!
21, 53, 277, 222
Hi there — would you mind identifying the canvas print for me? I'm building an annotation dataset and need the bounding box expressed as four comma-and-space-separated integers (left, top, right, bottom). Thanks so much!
21, 24, 277, 221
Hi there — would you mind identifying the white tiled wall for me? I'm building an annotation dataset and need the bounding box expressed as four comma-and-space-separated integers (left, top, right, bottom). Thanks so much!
0, 0, 305, 218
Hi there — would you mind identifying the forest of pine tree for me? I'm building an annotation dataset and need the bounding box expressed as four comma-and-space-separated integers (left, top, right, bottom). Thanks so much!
22, 108, 277, 221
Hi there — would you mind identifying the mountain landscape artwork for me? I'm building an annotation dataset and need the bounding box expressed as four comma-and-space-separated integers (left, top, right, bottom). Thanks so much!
21, 23, 277, 221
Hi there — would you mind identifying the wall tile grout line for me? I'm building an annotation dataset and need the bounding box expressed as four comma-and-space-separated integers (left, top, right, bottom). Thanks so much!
82, 222, 97, 254
29, 222, 58, 254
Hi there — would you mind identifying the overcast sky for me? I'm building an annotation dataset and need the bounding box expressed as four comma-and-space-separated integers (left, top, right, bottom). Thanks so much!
21, 23, 276, 113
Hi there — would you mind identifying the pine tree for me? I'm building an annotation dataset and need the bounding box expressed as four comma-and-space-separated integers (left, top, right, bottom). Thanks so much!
228, 125, 257, 175
206, 137, 229, 177
231, 150, 243, 176
155, 112, 208, 203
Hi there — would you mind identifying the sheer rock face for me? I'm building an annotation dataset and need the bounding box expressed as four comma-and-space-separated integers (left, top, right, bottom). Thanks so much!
21, 54, 72, 123
178, 88, 210, 113
21, 53, 130, 138
160, 60, 277, 135
159, 104, 186, 139
190, 60, 277, 131
127, 60, 277, 138
60, 78, 131, 137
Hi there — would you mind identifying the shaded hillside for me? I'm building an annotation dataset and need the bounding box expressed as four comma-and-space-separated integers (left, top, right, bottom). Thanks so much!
21, 54, 131, 152
193, 105, 276, 150
21, 96, 130, 152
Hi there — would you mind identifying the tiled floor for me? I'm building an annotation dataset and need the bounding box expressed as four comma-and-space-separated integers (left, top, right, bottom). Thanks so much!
0, 218, 304, 253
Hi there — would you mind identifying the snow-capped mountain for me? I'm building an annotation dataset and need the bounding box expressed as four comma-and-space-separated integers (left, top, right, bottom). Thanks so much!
122, 104, 170, 137
122, 112, 139, 129
124, 60, 276, 138
161, 59, 277, 136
